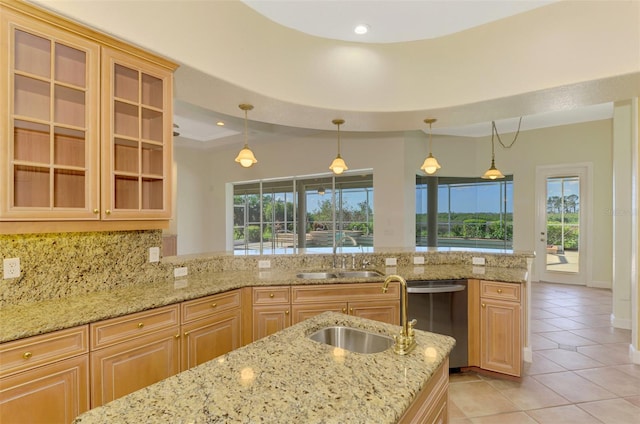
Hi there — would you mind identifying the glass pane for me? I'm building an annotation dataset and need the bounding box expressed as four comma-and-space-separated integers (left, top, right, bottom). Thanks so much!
545, 176, 580, 273
54, 127, 85, 167
14, 120, 50, 163
141, 108, 163, 142
14, 75, 50, 120
114, 175, 138, 209
141, 142, 163, 175
114, 64, 138, 102
54, 169, 85, 208
14, 30, 50, 78
141, 73, 163, 108
114, 138, 139, 173
55, 43, 86, 87
114, 101, 139, 138
142, 178, 163, 209
54, 85, 85, 127
14, 165, 50, 207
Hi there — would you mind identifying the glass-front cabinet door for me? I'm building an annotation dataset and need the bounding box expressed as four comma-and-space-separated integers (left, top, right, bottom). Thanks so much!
0, 11, 100, 220
100, 48, 173, 220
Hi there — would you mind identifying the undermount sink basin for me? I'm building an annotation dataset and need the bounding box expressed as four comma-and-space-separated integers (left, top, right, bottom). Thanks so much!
296, 270, 384, 279
296, 272, 338, 279
308, 326, 394, 354
336, 270, 384, 278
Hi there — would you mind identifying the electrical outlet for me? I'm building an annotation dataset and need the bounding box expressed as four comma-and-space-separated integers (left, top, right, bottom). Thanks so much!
3, 258, 20, 279
149, 247, 160, 263
258, 260, 271, 269
472, 257, 486, 266
413, 256, 425, 265
385, 257, 397, 266
174, 267, 188, 278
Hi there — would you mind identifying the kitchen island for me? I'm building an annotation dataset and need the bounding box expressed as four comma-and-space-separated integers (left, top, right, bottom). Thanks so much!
73, 312, 455, 424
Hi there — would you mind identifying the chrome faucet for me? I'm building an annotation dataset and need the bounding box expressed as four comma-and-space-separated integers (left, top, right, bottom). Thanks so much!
382, 275, 417, 355
333, 235, 358, 268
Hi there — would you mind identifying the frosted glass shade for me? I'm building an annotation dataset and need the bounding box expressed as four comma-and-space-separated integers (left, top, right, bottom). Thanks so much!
420, 154, 441, 175
329, 155, 348, 175
235, 146, 257, 168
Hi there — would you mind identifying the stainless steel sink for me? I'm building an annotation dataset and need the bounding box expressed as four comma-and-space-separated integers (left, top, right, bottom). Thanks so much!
296, 272, 338, 279
308, 326, 394, 354
336, 270, 384, 278
296, 270, 384, 279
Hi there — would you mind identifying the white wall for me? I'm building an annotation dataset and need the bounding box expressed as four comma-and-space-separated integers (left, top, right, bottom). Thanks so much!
175, 120, 614, 287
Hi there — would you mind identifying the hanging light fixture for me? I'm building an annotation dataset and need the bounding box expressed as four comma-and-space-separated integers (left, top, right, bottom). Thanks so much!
234, 104, 257, 168
329, 119, 348, 175
420, 118, 441, 174
482, 121, 505, 180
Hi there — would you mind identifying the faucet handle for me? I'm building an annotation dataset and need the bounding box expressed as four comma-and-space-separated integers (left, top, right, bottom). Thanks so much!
408, 319, 417, 336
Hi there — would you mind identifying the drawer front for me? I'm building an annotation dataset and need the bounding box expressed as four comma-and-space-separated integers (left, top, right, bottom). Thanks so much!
252, 286, 290, 305
90, 304, 179, 350
480, 281, 521, 302
0, 325, 88, 377
182, 290, 241, 324
292, 282, 399, 304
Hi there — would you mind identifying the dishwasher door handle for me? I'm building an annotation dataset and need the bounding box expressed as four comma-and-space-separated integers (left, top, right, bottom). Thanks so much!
407, 284, 466, 294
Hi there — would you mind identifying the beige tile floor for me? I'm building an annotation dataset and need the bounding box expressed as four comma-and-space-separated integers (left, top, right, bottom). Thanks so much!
449, 282, 640, 423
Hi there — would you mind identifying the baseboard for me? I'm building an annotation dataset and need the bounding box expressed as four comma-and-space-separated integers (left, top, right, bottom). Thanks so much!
611, 314, 632, 330
523, 347, 532, 363
589, 280, 611, 289
630, 344, 640, 365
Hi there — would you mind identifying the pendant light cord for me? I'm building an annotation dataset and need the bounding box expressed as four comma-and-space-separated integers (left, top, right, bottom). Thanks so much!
243, 108, 249, 148
492, 117, 522, 149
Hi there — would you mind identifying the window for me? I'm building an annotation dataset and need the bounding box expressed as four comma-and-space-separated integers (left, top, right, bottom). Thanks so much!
233, 173, 373, 254
416, 176, 513, 249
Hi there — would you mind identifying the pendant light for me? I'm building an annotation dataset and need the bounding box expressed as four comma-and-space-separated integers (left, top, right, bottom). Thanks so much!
482, 121, 505, 180
329, 119, 348, 175
420, 118, 441, 174
235, 104, 257, 168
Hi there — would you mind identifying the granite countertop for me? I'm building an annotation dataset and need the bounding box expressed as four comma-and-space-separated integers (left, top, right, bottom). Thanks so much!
0, 264, 527, 343
73, 312, 456, 424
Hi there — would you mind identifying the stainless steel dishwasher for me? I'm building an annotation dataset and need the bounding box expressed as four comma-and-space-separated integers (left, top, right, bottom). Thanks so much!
407, 279, 468, 369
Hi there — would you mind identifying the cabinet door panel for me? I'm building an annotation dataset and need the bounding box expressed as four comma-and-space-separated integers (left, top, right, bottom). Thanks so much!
349, 300, 400, 325
480, 299, 521, 376
291, 302, 347, 325
182, 309, 242, 371
90, 327, 179, 407
252, 306, 290, 341
0, 354, 89, 424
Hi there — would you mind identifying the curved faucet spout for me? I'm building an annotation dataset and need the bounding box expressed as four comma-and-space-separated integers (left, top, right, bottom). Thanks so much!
382, 275, 417, 355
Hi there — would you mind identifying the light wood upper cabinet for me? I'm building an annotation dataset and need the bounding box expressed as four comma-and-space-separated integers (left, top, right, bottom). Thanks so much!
100, 47, 173, 220
0, 5, 100, 220
0, 0, 177, 230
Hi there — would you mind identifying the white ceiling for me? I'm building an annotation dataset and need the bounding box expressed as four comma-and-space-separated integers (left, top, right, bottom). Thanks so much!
174, 0, 612, 147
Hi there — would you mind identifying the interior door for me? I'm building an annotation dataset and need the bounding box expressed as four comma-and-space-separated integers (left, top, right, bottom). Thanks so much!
535, 164, 591, 285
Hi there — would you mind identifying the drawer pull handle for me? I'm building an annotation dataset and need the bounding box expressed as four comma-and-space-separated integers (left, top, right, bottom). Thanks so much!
23, 352, 32, 359
269, 293, 275, 298
497, 289, 503, 294
137, 322, 144, 328
211, 303, 217, 308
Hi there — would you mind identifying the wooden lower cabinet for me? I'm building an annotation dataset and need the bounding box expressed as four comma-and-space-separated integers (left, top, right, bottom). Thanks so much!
469, 279, 523, 377
0, 325, 89, 424
398, 358, 449, 424
89, 305, 180, 407
251, 286, 292, 340
291, 282, 400, 326
181, 290, 243, 370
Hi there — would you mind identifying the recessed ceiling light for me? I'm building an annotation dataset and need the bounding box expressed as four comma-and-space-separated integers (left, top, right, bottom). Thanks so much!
216, 121, 225, 126
354, 24, 369, 35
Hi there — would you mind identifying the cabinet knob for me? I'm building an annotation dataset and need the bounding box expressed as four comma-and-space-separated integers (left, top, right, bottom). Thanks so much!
285, 310, 289, 315
342, 308, 347, 313
175, 334, 180, 339
269, 293, 274, 298
497, 289, 503, 294
23, 351, 32, 360
349, 308, 353, 313
211, 303, 217, 308
184, 332, 190, 337
93, 209, 99, 214
105, 210, 111, 215
137, 322, 144, 328
482, 303, 486, 308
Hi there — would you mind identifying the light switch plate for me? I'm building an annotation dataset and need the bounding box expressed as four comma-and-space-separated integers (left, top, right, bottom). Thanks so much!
149, 247, 160, 263
413, 256, 425, 265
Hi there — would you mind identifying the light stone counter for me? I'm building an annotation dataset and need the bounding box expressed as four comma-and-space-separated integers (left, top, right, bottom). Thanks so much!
73, 312, 456, 424
0, 264, 527, 343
